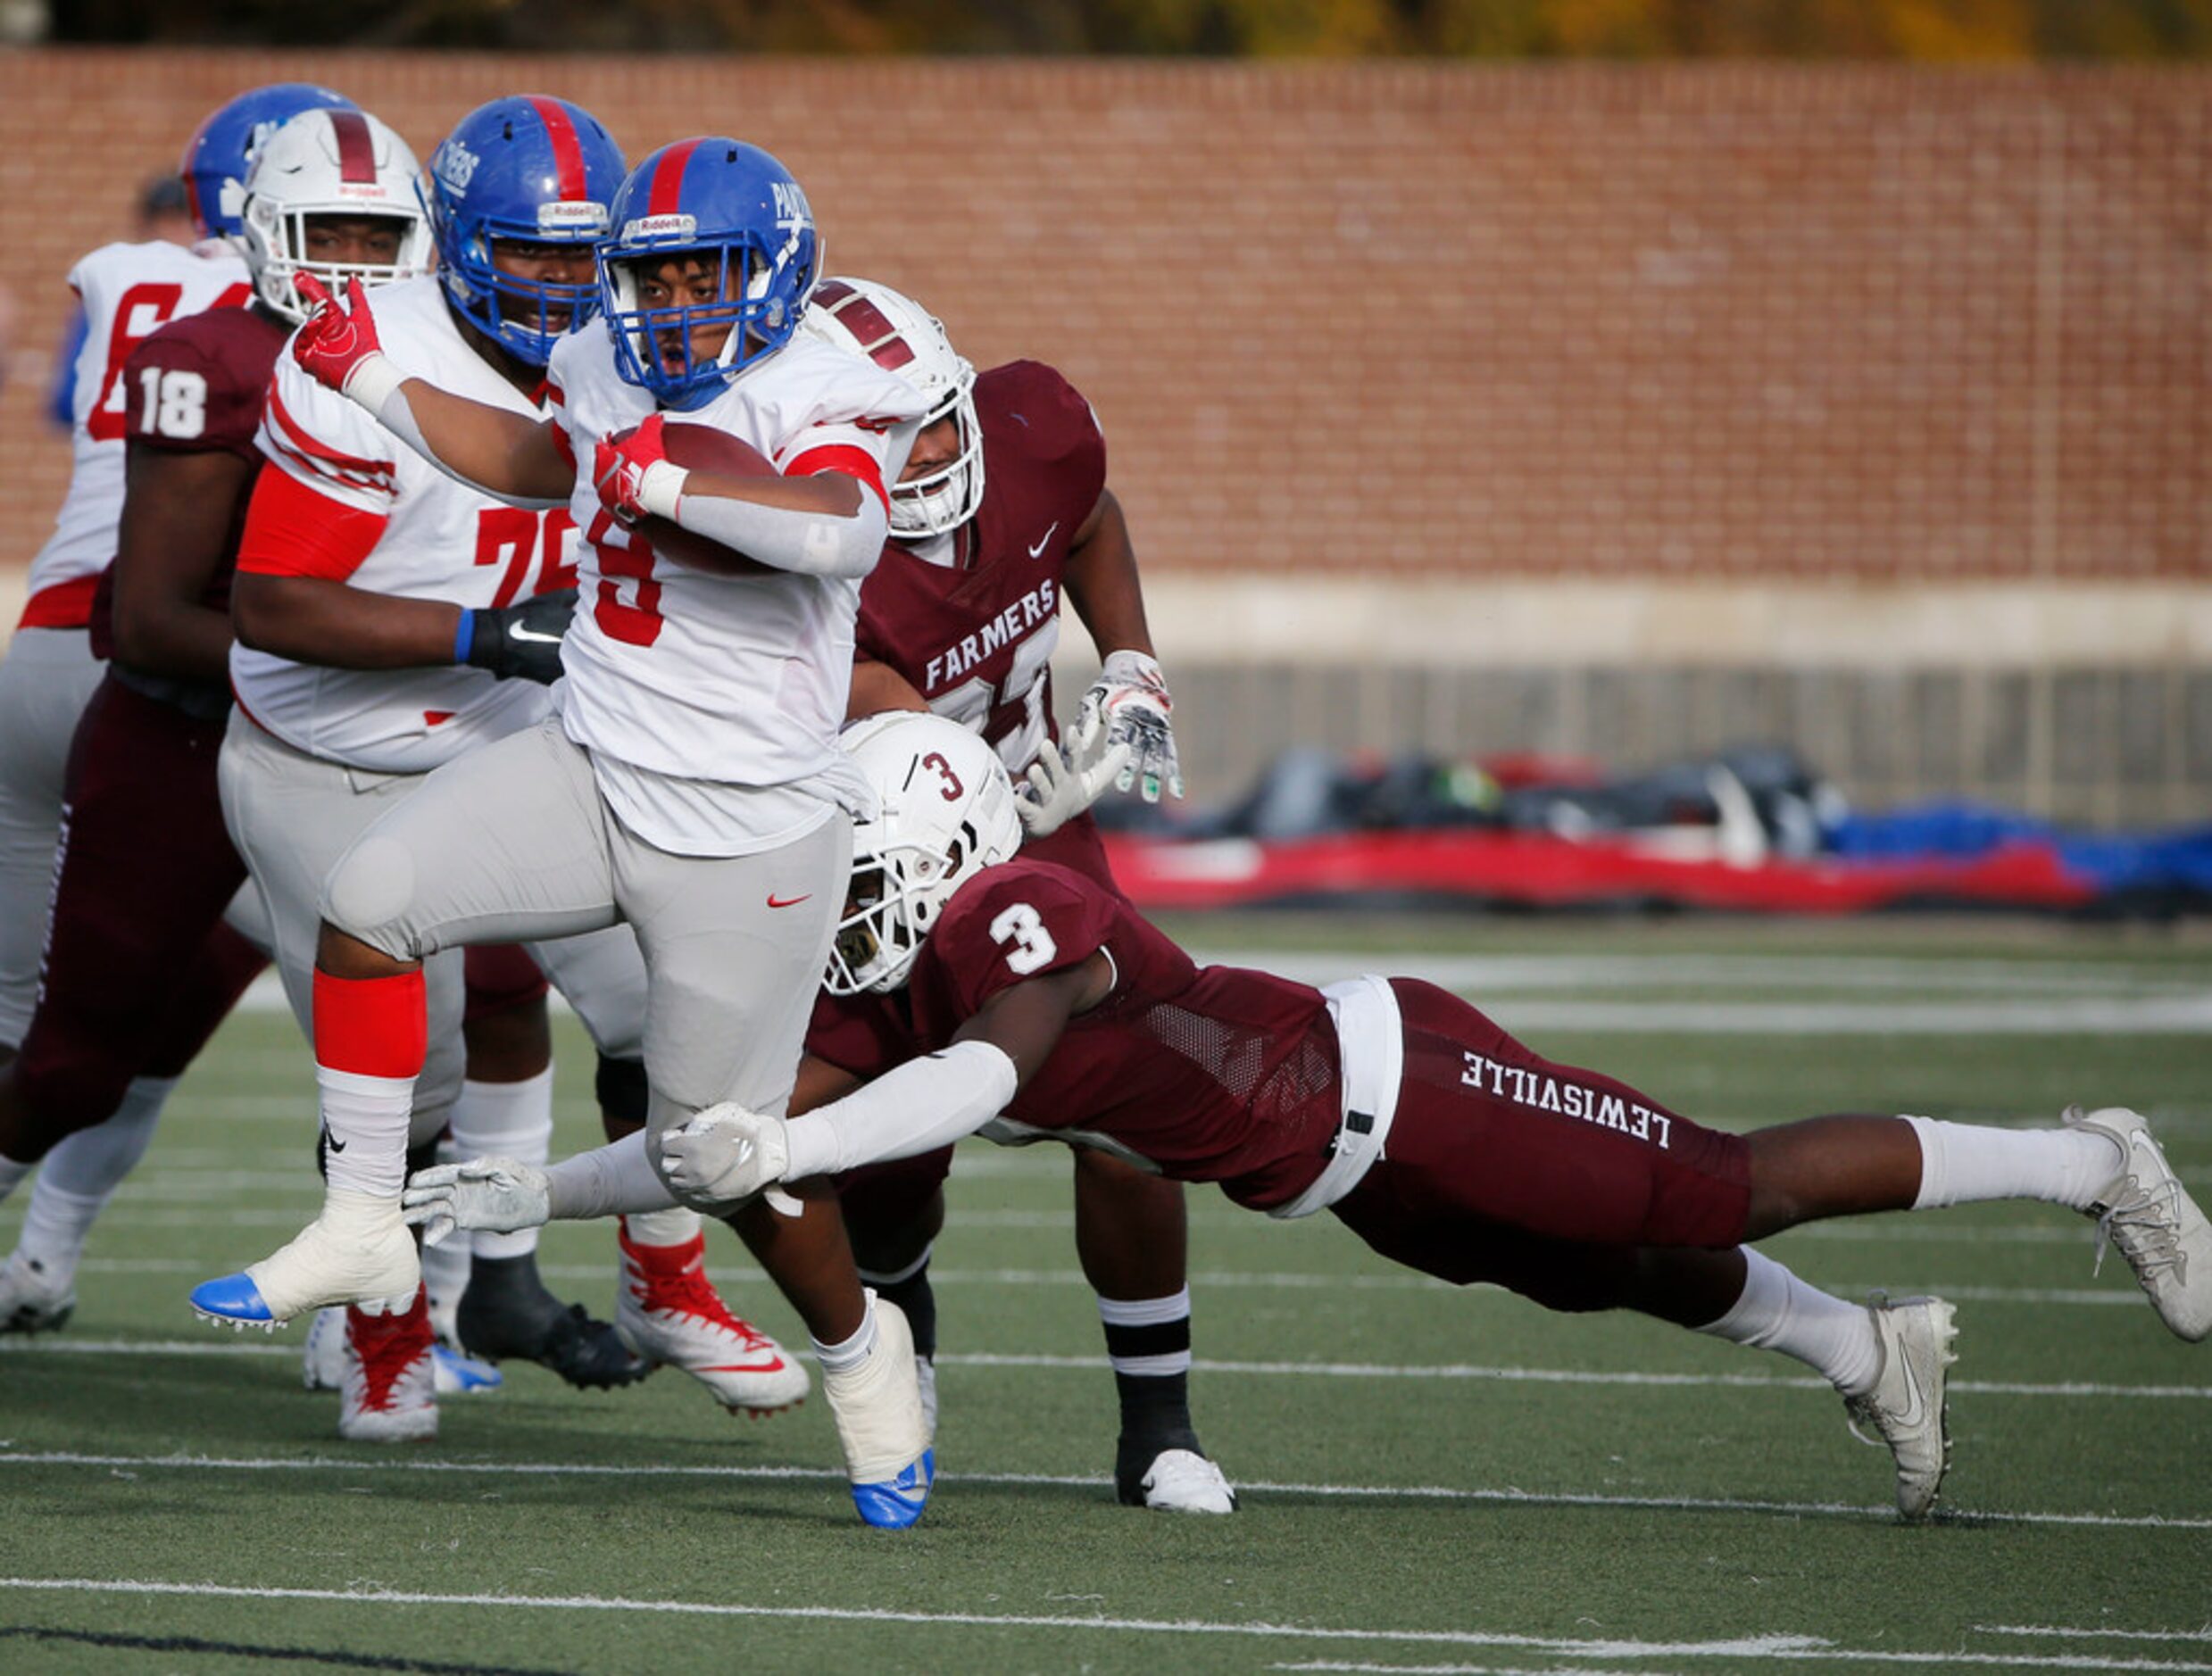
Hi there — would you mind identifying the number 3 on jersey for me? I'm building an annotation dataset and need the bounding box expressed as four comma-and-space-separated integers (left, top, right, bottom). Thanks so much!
988, 902, 1059, 975
585, 508, 663, 647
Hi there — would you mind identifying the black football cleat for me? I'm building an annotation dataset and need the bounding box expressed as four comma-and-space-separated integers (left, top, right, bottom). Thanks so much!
455, 1253, 649, 1390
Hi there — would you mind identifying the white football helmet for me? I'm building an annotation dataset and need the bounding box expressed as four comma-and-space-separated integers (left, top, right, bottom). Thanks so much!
237, 107, 432, 323
802, 278, 984, 538
828, 714, 1023, 996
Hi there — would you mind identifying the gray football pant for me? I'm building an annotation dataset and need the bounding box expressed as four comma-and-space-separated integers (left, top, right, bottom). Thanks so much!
0, 628, 104, 1049
0, 635, 270, 1050
220, 715, 652, 1149
306, 716, 845, 1183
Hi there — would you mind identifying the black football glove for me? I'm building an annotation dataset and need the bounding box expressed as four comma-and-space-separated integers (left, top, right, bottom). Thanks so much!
459, 588, 577, 684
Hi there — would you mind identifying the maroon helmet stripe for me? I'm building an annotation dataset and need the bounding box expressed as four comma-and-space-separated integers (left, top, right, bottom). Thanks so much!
527, 96, 588, 202
329, 110, 377, 184
816, 283, 914, 371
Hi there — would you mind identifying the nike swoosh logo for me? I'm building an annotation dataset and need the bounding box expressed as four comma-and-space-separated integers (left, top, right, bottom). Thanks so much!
766, 893, 811, 909
510, 626, 565, 644
1027, 522, 1059, 559
326, 1136, 348, 1154
1892, 1345, 1925, 1429
695, 1359, 791, 1374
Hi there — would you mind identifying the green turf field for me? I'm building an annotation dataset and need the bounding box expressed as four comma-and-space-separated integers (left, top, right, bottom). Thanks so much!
1, 916, 2208, 1673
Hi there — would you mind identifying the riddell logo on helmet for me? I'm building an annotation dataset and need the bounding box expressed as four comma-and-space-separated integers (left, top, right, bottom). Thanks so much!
622, 212, 696, 242
537, 201, 607, 231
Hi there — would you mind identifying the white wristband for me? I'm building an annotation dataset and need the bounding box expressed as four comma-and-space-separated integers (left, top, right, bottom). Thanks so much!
342, 352, 406, 418
637, 459, 688, 521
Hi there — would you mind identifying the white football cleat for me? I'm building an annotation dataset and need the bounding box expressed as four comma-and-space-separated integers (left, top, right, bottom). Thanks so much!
2071, 1106, 2212, 1342
916, 1354, 938, 1444
1842, 1294, 1957, 1520
192, 1190, 420, 1327
615, 1226, 809, 1414
0, 1248, 76, 1335
1130, 1448, 1239, 1514
302, 1306, 347, 1390
339, 1289, 437, 1443
822, 1296, 933, 1530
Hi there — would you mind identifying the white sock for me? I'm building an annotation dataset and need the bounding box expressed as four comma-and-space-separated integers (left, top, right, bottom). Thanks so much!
15, 1075, 174, 1284
419, 1223, 470, 1344
621, 1205, 701, 1249
450, 1069, 554, 1260
1905, 1114, 2123, 1214
1696, 1247, 1883, 1397
812, 1290, 879, 1374
319, 1066, 414, 1198
1097, 1286, 1194, 1379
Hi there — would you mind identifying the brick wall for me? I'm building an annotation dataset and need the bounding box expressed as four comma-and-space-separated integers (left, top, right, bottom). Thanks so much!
3, 51, 2208, 594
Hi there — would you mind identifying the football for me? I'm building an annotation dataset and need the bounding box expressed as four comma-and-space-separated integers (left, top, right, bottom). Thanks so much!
631, 420, 778, 576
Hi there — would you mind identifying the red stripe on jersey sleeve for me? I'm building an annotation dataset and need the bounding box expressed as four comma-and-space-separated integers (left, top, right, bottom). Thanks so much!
237, 464, 390, 580
266, 386, 397, 485
785, 444, 888, 515
547, 416, 577, 474
17, 575, 100, 631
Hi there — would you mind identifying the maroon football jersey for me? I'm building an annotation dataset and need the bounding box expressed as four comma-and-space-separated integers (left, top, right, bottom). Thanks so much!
90, 305, 285, 668
904, 859, 1344, 1210
853, 360, 1106, 776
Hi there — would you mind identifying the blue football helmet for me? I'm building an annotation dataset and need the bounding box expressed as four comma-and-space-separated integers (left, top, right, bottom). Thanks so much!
597, 138, 821, 409
426, 95, 628, 367
180, 83, 356, 242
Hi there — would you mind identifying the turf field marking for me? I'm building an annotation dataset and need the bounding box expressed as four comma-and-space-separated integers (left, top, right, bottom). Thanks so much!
0, 1452, 2204, 1531
5, 1337, 2208, 1402
1276, 1658, 2212, 1672
1978, 1629, 2212, 1646
46, 1254, 2165, 1311
1196, 952, 2208, 999
5, 1576, 2212, 1664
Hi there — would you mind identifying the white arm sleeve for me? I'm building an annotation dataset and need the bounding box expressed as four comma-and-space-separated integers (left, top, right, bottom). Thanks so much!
661, 478, 890, 578
783, 1040, 1020, 1179
542, 1130, 678, 1221
352, 360, 567, 512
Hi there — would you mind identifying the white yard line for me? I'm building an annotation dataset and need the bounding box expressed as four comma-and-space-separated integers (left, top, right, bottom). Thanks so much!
3, 1337, 2207, 1403
0, 1575, 2208, 1667
0, 1458, 2204, 1533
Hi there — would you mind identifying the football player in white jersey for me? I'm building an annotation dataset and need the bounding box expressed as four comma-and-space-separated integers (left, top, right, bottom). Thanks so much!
193, 137, 936, 1525
0, 84, 353, 1330
223, 98, 809, 1439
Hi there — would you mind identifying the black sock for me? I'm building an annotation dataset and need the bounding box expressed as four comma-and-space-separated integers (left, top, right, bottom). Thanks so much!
861, 1260, 937, 1363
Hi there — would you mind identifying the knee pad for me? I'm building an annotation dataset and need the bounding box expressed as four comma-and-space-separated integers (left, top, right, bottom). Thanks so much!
320, 834, 421, 954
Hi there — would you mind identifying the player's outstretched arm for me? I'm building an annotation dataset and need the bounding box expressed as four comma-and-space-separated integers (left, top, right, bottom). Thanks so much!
289, 274, 571, 508
660, 957, 1110, 1205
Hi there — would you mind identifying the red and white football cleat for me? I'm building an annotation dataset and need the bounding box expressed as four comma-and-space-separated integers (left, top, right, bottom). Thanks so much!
614, 1227, 809, 1415
339, 1286, 438, 1443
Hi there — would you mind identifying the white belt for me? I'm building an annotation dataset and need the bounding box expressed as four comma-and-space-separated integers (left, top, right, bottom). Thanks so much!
1270, 975, 1402, 1220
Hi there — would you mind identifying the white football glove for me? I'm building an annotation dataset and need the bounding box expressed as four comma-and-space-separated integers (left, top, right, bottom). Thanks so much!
401, 1157, 552, 1248
1080, 649, 1182, 803
1015, 704, 1134, 839
659, 1103, 794, 1210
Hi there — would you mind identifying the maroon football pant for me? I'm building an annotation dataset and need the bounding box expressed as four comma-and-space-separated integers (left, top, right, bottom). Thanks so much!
4, 676, 263, 1159
1329, 978, 1751, 1310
